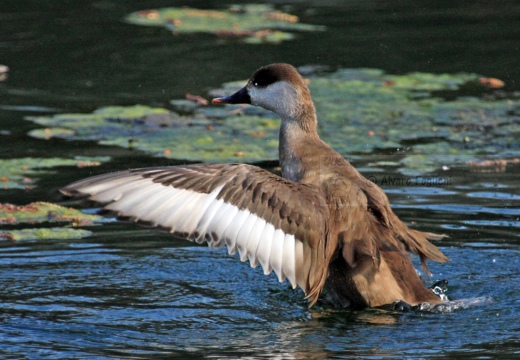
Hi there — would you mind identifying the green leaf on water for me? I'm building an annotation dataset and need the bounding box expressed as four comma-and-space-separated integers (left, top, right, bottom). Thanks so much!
0, 202, 101, 225
0, 202, 102, 241
124, 4, 325, 44
1, 228, 93, 241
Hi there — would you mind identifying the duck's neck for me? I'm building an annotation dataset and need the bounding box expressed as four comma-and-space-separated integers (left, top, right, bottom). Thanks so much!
279, 109, 320, 182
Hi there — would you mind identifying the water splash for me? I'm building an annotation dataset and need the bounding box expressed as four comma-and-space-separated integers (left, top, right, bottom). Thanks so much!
418, 297, 494, 313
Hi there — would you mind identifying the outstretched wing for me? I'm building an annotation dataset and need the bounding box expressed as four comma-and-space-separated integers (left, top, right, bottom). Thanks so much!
61, 163, 330, 303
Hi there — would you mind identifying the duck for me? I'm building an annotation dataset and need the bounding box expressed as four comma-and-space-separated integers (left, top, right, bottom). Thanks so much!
61, 63, 449, 309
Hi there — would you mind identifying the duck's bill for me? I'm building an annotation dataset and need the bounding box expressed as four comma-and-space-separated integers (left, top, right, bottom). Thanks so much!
212, 86, 251, 104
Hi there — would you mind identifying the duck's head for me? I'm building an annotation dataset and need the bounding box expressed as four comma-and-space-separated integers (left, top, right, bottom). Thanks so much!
212, 63, 315, 123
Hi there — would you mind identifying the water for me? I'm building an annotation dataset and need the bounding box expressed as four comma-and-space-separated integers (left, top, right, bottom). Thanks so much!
1, 224, 519, 358
1, 1, 520, 358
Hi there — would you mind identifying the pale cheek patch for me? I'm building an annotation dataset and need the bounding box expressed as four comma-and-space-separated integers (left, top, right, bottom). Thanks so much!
250, 81, 298, 118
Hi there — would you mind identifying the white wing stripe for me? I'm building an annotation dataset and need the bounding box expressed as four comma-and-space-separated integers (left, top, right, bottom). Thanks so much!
163, 190, 205, 233
183, 185, 225, 238
195, 199, 224, 244
270, 229, 286, 282
132, 186, 180, 223
81, 177, 306, 290
246, 218, 267, 267
282, 234, 296, 288
236, 213, 259, 262
222, 210, 250, 256
256, 223, 274, 275
105, 181, 164, 213
207, 202, 240, 247
83, 176, 143, 201
175, 194, 208, 235
152, 188, 188, 226
191, 185, 225, 243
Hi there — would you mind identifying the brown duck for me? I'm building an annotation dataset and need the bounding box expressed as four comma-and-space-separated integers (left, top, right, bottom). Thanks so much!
61, 63, 449, 309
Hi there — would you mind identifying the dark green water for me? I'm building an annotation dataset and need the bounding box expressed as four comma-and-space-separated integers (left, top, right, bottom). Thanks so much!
1, 1, 519, 358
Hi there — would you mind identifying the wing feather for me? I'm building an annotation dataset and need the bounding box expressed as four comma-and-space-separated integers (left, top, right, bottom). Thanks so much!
282, 234, 297, 288
221, 209, 250, 256
256, 223, 274, 275
269, 228, 286, 282
235, 213, 259, 262
247, 218, 267, 267
201, 201, 238, 247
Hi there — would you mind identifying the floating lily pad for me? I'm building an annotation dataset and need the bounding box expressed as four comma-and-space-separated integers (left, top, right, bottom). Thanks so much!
124, 4, 325, 44
1, 228, 93, 241
0, 202, 101, 225
0, 156, 110, 190
25, 69, 519, 174
0, 202, 102, 241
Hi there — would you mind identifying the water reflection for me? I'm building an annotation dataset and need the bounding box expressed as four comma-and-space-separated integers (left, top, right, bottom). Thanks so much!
310, 307, 399, 325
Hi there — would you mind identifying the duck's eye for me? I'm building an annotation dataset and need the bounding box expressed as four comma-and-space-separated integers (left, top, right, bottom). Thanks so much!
251, 77, 271, 87
251, 68, 278, 88
253, 79, 269, 88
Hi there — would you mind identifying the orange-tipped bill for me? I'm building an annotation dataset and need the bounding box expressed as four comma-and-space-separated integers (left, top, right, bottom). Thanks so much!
212, 86, 251, 104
